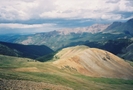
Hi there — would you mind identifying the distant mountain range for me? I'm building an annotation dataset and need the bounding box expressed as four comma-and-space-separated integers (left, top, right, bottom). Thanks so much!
0, 18, 133, 60
58, 24, 110, 35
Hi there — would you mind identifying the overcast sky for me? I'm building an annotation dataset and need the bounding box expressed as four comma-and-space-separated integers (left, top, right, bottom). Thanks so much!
0, 0, 133, 34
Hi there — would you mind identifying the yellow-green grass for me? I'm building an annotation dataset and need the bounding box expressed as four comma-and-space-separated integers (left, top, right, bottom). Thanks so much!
0, 55, 133, 90
126, 60, 133, 67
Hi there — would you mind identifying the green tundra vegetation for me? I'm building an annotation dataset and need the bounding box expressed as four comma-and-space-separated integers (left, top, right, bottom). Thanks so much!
0, 55, 133, 90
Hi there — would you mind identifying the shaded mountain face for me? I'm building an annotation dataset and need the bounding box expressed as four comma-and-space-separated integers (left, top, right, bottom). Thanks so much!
104, 18, 133, 35
53, 45, 133, 79
0, 43, 21, 56
84, 38, 133, 55
119, 42, 133, 61
0, 41, 53, 59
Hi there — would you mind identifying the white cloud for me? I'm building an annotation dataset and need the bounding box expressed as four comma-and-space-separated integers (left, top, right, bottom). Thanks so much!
0, 23, 59, 34
0, 23, 56, 29
44, 0, 132, 20
0, 0, 132, 34
0, 0, 132, 20
101, 13, 122, 20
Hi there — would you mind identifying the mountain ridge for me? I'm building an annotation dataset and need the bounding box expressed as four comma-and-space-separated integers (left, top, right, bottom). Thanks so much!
104, 18, 133, 35
58, 24, 110, 35
53, 45, 133, 79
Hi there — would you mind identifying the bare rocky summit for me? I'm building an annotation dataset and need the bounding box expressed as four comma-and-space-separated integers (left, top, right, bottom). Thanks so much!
53, 45, 133, 79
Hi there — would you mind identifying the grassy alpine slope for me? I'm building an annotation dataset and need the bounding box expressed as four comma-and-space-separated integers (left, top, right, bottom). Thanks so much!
0, 46, 133, 90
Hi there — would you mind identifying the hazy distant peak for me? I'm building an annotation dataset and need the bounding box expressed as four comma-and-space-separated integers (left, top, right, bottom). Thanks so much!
127, 18, 133, 22
58, 24, 110, 35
